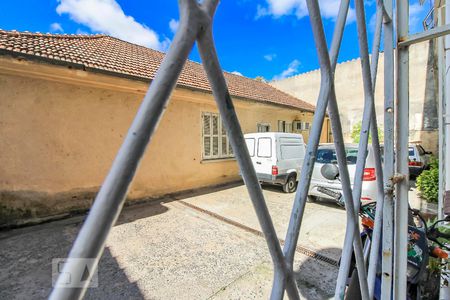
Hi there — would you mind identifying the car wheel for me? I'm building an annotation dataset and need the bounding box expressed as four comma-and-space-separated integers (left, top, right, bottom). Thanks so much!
283, 175, 297, 193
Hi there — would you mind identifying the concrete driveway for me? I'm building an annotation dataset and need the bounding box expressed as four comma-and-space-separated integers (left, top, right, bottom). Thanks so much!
0, 183, 346, 299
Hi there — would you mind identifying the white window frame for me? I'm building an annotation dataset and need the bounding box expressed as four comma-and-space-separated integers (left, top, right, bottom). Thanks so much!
202, 112, 234, 160
293, 120, 303, 131
278, 120, 292, 133
257, 123, 271, 132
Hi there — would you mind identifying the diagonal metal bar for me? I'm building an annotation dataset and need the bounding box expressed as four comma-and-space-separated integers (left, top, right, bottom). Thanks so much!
281, 0, 350, 267
283, 0, 370, 299
381, 0, 395, 297
338, 0, 386, 298
274, 0, 369, 298
270, 0, 354, 296
49, 1, 217, 299
195, 6, 301, 300
365, 1, 386, 298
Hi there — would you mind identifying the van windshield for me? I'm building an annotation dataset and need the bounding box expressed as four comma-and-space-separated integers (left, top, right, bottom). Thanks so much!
316, 147, 358, 165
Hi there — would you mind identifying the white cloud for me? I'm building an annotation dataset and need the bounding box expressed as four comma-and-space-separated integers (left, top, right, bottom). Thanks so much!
56, 0, 168, 51
272, 59, 300, 80
256, 0, 356, 23
264, 53, 277, 61
368, 12, 377, 33
50, 22, 64, 32
409, 3, 427, 33
230, 71, 243, 76
169, 19, 179, 34
76, 28, 89, 35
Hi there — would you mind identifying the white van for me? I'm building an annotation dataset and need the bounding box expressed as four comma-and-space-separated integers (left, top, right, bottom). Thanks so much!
244, 132, 306, 193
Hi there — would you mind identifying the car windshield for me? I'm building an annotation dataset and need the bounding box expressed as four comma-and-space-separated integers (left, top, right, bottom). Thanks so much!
409, 147, 415, 157
417, 145, 426, 155
316, 147, 358, 165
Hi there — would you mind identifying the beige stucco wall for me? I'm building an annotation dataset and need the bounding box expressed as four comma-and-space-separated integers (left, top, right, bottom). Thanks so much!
271, 41, 439, 154
0, 56, 327, 223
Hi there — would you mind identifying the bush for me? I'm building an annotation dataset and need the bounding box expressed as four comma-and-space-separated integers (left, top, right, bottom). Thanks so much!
350, 121, 384, 143
416, 157, 439, 203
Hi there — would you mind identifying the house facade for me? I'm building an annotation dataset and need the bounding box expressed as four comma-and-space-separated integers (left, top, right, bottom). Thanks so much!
0, 30, 330, 224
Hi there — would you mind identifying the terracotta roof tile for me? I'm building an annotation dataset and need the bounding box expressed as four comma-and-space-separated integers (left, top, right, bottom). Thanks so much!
0, 30, 315, 112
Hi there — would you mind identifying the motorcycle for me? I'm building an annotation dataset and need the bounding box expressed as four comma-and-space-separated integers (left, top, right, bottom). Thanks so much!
318, 163, 450, 299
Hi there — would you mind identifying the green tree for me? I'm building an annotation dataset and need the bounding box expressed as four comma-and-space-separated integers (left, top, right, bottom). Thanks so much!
350, 121, 384, 143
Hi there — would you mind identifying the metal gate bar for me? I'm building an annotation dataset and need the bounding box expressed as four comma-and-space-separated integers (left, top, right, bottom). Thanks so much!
194, 5, 301, 299
381, 0, 395, 297
50, 1, 219, 298
48, 0, 450, 299
394, 0, 409, 298
366, 1, 385, 297
274, 0, 355, 298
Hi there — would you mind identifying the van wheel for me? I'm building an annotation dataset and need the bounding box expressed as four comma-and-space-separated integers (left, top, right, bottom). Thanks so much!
283, 175, 297, 193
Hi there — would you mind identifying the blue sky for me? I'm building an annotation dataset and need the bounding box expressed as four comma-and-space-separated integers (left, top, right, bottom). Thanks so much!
0, 0, 431, 81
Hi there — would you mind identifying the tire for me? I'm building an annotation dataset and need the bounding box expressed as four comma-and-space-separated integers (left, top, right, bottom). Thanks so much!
283, 175, 297, 193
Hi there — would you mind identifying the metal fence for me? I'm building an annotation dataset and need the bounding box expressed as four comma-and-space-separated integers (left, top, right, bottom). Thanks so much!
49, 0, 450, 299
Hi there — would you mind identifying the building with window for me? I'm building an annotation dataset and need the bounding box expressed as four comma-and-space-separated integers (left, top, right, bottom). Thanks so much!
0, 30, 330, 224
271, 41, 438, 154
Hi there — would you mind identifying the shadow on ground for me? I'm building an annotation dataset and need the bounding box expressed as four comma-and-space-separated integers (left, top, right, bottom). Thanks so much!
294, 248, 341, 300
117, 180, 243, 225
0, 181, 247, 299
0, 219, 144, 299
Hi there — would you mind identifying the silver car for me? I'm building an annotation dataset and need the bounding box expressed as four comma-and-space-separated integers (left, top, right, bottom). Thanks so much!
307, 143, 380, 204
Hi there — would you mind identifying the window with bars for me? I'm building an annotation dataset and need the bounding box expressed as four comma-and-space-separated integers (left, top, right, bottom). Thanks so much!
202, 112, 234, 159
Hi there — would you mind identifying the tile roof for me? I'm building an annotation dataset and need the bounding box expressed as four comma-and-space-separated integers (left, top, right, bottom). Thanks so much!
0, 30, 315, 112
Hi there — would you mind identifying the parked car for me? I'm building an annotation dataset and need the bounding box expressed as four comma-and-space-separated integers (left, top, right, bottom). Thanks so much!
307, 143, 380, 204
244, 132, 306, 193
409, 143, 432, 177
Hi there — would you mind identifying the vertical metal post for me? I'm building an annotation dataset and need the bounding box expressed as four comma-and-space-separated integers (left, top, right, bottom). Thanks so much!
444, 0, 450, 212
366, 2, 385, 297
394, 0, 410, 298
381, 0, 395, 297
438, 3, 445, 221
440, 2, 450, 298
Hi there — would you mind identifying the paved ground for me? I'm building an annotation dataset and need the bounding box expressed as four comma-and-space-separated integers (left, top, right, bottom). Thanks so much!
0, 183, 346, 300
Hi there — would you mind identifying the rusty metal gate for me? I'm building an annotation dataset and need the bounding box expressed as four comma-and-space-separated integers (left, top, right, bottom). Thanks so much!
50, 0, 450, 299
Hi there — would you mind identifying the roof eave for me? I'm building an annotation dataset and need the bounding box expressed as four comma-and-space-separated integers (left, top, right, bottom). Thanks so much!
0, 50, 315, 113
